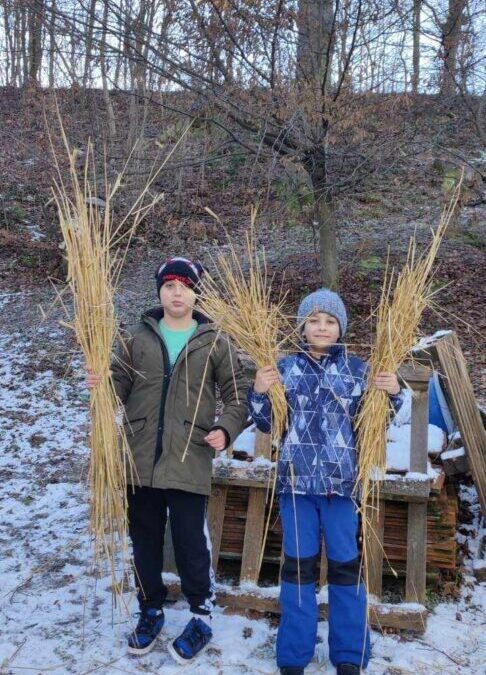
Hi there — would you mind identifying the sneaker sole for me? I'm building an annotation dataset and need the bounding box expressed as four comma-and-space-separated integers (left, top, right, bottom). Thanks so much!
127, 633, 162, 656
166, 639, 210, 665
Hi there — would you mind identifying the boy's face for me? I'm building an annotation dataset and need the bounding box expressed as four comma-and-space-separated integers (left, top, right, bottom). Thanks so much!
303, 311, 340, 351
159, 280, 196, 318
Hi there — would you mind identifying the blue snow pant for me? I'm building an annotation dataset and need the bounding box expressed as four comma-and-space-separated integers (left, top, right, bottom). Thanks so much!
277, 494, 371, 670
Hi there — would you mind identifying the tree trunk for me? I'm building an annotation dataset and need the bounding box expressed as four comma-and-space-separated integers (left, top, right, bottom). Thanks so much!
28, 0, 44, 82
83, 0, 97, 88
296, 0, 334, 91
296, 0, 337, 286
307, 151, 338, 289
411, 0, 421, 93
440, 0, 467, 97
100, 0, 116, 141
48, 0, 55, 87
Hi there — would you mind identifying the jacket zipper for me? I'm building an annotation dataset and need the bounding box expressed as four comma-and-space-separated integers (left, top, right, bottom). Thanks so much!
151, 337, 172, 486
148, 322, 214, 486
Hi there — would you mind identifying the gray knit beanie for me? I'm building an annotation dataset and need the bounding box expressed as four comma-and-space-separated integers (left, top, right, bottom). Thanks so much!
297, 288, 348, 337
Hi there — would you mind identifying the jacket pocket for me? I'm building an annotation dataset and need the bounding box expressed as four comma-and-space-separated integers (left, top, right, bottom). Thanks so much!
124, 417, 147, 435
184, 420, 210, 447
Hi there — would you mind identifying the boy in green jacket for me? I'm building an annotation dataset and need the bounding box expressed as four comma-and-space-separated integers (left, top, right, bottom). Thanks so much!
87, 257, 248, 663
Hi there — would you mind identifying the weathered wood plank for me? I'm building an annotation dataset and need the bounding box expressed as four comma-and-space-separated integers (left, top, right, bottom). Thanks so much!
409, 372, 430, 474
405, 501, 428, 603
255, 429, 272, 459
212, 473, 431, 501
319, 539, 328, 588
414, 331, 486, 518
163, 521, 178, 574
164, 582, 427, 633
240, 487, 266, 582
365, 501, 385, 600
207, 485, 228, 573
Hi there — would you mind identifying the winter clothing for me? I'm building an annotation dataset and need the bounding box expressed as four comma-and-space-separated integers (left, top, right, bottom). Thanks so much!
168, 617, 213, 664
127, 608, 165, 655
248, 345, 404, 498
277, 494, 370, 670
280, 668, 305, 675
127, 485, 215, 615
155, 256, 204, 295
248, 319, 404, 672
297, 288, 348, 337
111, 307, 248, 496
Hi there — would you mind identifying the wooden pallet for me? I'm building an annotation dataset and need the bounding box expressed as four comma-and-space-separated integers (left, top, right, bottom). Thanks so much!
164, 362, 441, 631
413, 330, 486, 519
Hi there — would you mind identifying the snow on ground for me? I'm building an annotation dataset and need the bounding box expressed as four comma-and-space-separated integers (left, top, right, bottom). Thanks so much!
0, 308, 485, 674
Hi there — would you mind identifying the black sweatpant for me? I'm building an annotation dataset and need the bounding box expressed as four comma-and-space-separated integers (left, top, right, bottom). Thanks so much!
127, 485, 215, 615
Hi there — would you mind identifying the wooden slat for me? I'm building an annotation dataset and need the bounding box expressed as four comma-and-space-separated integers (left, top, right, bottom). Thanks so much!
405, 501, 428, 603
240, 487, 266, 582
207, 485, 228, 573
415, 331, 486, 518
409, 372, 430, 474
319, 539, 328, 588
255, 429, 272, 459
212, 474, 431, 501
163, 521, 178, 574
365, 501, 385, 600
164, 582, 427, 633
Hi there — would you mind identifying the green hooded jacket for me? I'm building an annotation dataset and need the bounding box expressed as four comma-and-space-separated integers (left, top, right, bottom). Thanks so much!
111, 307, 248, 496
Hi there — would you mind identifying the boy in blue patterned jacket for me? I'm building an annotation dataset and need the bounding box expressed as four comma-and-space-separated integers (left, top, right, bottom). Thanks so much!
248, 289, 403, 675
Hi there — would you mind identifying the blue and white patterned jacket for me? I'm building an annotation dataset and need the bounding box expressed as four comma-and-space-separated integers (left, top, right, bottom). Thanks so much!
247, 345, 404, 497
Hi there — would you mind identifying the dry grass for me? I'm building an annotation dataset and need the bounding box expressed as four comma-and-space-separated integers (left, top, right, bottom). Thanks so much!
198, 208, 288, 445
354, 177, 462, 611
197, 208, 289, 574
51, 139, 134, 598
49, 115, 193, 601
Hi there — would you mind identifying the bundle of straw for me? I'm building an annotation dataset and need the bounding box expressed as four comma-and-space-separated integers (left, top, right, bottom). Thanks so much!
354, 178, 462, 596
198, 208, 288, 445
50, 116, 193, 600
197, 209, 289, 575
51, 141, 135, 597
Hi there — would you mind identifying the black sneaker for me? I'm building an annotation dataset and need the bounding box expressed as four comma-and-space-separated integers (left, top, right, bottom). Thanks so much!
127, 608, 164, 655
280, 668, 305, 675
337, 664, 361, 675
167, 617, 212, 664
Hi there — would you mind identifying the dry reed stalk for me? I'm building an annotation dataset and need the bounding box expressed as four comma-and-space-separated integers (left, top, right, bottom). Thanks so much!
197, 208, 288, 575
51, 140, 134, 597
49, 114, 194, 602
355, 178, 462, 608
198, 208, 288, 445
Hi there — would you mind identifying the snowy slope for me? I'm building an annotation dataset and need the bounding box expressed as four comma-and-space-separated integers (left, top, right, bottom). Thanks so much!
0, 314, 484, 674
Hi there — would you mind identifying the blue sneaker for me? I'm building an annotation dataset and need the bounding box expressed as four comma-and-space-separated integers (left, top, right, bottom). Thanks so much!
127, 608, 164, 655
167, 617, 212, 664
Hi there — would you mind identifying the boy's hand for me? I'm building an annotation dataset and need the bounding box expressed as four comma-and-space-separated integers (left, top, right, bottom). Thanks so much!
254, 366, 280, 394
204, 429, 227, 453
86, 369, 102, 388
86, 368, 112, 388
373, 372, 400, 395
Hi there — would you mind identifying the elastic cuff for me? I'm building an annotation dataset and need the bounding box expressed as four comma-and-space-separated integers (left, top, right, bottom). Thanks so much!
248, 386, 269, 401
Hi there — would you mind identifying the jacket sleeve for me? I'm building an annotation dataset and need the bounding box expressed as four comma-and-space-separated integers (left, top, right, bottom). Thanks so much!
212, 335, 249, 448
110, 330, 135, 404
247, 387, 272, 434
